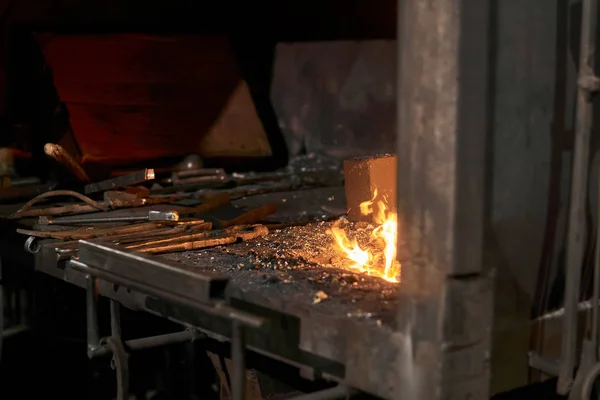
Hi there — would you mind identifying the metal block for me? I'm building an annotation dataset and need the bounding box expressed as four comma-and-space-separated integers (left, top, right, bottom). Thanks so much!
343, 155, 396, 222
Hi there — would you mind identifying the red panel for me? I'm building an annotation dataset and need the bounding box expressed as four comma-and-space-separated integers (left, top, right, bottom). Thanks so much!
66, 104, 217, 165
40, 34, 238, 84
36, 34, 270, 167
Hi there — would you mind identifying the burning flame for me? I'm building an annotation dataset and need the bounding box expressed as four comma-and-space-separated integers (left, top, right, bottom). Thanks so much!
327, 190, 400, 283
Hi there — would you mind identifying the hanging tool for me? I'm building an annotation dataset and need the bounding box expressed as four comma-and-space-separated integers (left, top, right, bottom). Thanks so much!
38, 210, 179, 225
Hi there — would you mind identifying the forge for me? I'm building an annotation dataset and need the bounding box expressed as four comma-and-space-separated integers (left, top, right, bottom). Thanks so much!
0, 1, 505, 399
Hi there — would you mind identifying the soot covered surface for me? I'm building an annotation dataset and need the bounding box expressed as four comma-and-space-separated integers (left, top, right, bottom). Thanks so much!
162, 220, 400, 328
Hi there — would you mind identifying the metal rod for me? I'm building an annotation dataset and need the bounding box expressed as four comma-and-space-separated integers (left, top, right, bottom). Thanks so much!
232, 322, 246, 400
559, 0, 599, 393
593, 172, 600, 358
84, 168, 155, 195
110, 300, 122, 339
86, 274, 100, 355
287, 385, 353, 400
1, 325, 30, 339
91, 330, 198, 358
0, 255, 3, 363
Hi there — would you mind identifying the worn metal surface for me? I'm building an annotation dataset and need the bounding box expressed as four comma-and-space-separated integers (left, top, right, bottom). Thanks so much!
396, 0, 488, 277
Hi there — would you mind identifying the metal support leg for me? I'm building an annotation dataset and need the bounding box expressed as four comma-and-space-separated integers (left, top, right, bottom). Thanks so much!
86, 274, 100, 356
232, 321, 246, 400
559, 0, 599, 394
103, 335, 129, 400
107, 299, 129, 400
110, 299, 121, 338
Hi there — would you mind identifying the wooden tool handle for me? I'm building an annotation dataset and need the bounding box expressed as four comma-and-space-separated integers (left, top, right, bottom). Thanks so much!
181, 193, 231, 215
223, 203, 277, 228
44, 143, 91, 183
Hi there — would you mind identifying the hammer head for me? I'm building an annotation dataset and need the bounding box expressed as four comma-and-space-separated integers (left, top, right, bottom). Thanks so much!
148, 210, 179, 221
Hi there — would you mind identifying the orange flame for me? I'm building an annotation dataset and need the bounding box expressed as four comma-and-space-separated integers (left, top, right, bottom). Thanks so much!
327, 190, 400, 283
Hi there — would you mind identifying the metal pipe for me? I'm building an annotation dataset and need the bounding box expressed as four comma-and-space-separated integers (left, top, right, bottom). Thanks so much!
288, 385, 354, 400
86, 274, 100, 355
559, 0, 599, 393
232, 322, 246, 400
91, 330, 199, 358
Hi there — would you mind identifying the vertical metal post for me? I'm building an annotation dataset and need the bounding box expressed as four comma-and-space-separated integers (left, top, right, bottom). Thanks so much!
593, 175, 600, 357
559, 0, 598, 393
86, 274, 100, 354
232, 321, 246, 400
396, 0, 489, 277
0, 254, 3, 363
110, 299, 122, 339
396, 0, 490, 398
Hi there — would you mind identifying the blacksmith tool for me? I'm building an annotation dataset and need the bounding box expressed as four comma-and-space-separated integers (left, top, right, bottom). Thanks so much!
8, 190, 109, 219
177, 193, 231, 216
203, 203, 277, 229
132, 224, 269, 254
44, 143, 91, 183
18, 219, 209, 241
38, 210, 179, 225
8, 192, 180, 219
52, 222, 214, 259
84, 169, 155, 195
174, 168, 226, 180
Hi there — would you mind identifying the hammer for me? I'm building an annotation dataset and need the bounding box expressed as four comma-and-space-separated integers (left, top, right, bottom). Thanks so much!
38, 210, 179, 225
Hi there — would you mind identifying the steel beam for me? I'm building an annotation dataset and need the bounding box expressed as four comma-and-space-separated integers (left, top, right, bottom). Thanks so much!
77, 240, 229, 304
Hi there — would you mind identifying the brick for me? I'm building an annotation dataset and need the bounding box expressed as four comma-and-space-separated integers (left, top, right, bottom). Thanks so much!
343, 155, 397, 222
